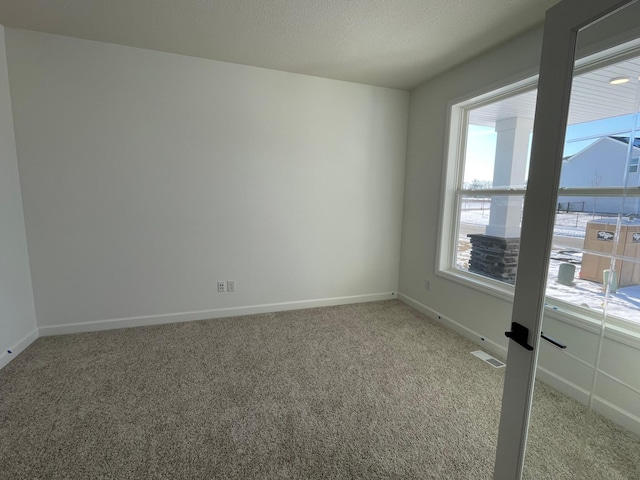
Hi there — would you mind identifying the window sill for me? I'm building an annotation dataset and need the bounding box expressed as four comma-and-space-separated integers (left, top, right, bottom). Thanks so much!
436, 267, 640, 349
436, 267, 515, 303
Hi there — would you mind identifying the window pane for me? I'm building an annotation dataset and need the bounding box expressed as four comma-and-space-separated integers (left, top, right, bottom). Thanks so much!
462, 126, 497, 189
561, 127, 640, 190
463, 90, 536, 190
545, 199, 640, 325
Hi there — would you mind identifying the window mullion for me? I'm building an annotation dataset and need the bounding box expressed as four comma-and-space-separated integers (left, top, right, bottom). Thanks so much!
458, 188, 527, 196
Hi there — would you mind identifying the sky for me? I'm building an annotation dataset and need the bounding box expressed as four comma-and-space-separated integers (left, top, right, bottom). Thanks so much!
463, 113, 639, 185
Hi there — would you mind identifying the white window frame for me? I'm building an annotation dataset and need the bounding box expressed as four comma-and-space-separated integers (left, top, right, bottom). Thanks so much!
437, 76, 536, 302
437, 67, 640, 337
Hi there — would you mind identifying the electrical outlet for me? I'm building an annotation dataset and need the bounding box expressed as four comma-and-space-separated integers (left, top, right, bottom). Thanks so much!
425, 279, 431, 291
227, 280, 235, 292
217, 281, 225, 293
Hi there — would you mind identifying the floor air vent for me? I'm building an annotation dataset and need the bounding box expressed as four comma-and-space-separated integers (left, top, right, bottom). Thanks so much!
471, 350, 506, 368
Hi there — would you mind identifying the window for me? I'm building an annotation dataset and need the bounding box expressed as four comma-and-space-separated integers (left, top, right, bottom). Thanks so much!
439, 45, 640, 329
438, 81, 536, 296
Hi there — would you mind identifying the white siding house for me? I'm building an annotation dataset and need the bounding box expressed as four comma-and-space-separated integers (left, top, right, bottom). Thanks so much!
558, 136, 640, 214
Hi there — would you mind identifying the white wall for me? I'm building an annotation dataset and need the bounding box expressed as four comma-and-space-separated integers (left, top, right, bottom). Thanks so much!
398, 25, 640, 435
0, 26, 37, 368
5, 29, 409, 333
399, 26, 543, 344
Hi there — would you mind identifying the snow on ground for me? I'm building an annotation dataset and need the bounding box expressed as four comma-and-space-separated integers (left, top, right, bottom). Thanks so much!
545, 256, 640, 324
457, 206, 640, 325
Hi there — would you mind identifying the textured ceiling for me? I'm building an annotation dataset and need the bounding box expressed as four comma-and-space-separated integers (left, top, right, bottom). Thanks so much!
0, 0, 558, 90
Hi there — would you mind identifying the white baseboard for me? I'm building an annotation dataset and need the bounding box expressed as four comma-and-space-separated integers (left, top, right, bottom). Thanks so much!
0, 329, 39, 370
38, 292, 397, 336
398, 292, 640, 437
397, 293, 508, 359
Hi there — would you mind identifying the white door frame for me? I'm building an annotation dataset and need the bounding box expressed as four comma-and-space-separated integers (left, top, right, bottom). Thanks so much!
493, 1, 635, 478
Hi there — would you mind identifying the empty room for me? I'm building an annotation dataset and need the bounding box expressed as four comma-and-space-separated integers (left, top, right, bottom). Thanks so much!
1, 0, 639, 478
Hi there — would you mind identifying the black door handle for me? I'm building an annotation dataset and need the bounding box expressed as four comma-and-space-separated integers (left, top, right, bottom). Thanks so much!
505, 322, 533, 351
505, 322, 568, 351
541, 332, 567, 349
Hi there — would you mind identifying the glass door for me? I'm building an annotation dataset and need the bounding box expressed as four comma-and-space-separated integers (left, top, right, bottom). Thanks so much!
523, 7, 640, 478
494, 1, 640, 478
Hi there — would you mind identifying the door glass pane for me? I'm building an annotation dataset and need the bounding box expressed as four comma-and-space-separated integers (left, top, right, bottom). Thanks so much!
546, 196, 640, 325
524, 4, 640, 478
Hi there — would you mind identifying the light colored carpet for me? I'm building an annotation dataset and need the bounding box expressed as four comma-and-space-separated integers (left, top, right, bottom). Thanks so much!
0, 300, 637, 479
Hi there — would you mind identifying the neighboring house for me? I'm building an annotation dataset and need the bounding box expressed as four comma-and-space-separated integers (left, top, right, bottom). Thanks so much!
558, 136, 640, 214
